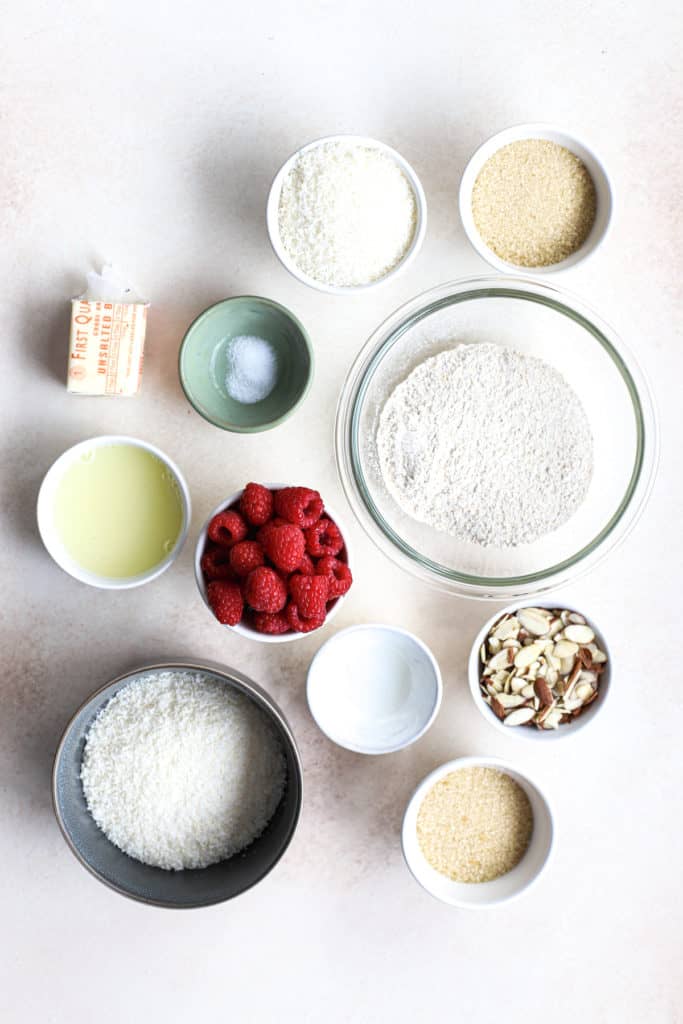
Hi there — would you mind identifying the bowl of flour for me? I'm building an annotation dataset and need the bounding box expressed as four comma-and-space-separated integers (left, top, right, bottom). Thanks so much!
335, 277, 658, 599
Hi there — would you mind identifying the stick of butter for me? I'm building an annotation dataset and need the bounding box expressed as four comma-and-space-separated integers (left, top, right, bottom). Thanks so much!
66, 266, 149, 396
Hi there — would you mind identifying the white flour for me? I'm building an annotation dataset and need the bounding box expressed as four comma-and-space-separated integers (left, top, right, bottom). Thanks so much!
376, 343, 593, 547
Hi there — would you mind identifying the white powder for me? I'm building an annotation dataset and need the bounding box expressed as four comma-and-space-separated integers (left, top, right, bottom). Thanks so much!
277, 141, 417, 287
376, 343, 593, 548
80, 671, 286, 871
223, 334, 278, 404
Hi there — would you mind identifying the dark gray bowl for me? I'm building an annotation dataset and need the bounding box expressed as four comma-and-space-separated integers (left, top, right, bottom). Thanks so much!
52, 661, 303, 908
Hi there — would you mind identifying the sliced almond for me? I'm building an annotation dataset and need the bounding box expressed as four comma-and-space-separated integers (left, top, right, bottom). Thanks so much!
510, 677, 527, 694
514, 642, 545, 670
534, 678, 554, 706
568, 612, 586, 624
487, 649, 511, 671
492, 616, 520, 641
592, 650, 608, 664
553, 640, 579, 659
521, 683, 536, 698
517, 608, 552, 636
575, 682, 594, 702
502, 638, 521, 650
497, 692, 527, 709
560, 656, 576, 676
504, 707, 536, 727
491, 696, 506, 721
488, 636, 502, 654
546, 666, 559, 686
548, 617, 564, 637
564, 624, 595, 645
479, 643, 487, 665
543, 709, 563, 730
576, 647, 593, 669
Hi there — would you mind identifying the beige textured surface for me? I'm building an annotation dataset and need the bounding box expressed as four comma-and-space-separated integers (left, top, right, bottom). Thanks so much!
1, 1, 681, 1021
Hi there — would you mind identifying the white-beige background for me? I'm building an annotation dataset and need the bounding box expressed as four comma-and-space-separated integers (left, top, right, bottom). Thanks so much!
2, 2, 681, 1021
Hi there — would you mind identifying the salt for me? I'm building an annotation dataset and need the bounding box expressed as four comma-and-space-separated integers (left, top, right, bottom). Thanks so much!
224, 335, 278, 405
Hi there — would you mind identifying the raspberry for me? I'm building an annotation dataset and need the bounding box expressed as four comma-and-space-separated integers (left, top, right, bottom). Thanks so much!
244, 566, 287, 613
252, 609, 291, 635
240, 483, 274, 526
289, 573, 329, 620
273, 487, 324, 529
207, 510, 248, 548
206, 580, 243, 626
229, 540, 265, 577
263, 524, 306, 573
256, 517, 289, 546
305, 518, 344, 558
315, 556, 353, 598
200, 544, 234, 582
286, 602, 325, 633
298, 553, 315, 576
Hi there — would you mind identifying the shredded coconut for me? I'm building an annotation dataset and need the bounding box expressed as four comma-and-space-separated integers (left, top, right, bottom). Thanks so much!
80, 671, 286, 871
277, 140, 417, 287
376, 343, 593, 548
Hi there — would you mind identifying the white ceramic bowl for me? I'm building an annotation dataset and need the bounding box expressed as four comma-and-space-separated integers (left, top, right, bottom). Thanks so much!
266, 134, 427, 295
468, 601, 611, 741
36, 435, 191, 590
459, 123, 613, 274
402, 756, 554, 908
195, 484, 352, 644
306, 624, 442, 754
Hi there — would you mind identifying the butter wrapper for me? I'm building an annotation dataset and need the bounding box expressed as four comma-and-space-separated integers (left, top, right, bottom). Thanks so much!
66, 266, 149, 396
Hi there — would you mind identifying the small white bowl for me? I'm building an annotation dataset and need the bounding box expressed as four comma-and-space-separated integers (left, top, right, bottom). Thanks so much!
402, 756, 554, 908
306, 624, 442, 754
195, 484, 352, 644
468, 601, 611, 742
266, 134, 427, 295
36, 435, 191, 590
459, 123, 613, 274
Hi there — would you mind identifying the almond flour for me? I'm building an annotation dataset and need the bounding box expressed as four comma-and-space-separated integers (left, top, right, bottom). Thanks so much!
471, 139, 597, 267
417, 767, 533, 883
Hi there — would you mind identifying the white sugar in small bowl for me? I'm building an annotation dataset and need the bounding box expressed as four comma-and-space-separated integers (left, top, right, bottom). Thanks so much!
459, 123, 613, 274
402, 756, 554, 908
307, 624, 442, 754
468, 601, 612, 742
266, 134, 427, 295
195, 484, 352, 644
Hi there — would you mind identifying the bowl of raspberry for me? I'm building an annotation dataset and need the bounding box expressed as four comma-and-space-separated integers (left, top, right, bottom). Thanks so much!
195, 482, 354, 642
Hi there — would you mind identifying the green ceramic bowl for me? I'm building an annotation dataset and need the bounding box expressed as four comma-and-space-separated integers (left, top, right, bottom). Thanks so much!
179, 296, 313, 432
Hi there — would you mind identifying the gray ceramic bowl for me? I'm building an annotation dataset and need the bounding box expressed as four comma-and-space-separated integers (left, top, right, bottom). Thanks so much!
178, 296, 313, 433
52, 661, 303, 908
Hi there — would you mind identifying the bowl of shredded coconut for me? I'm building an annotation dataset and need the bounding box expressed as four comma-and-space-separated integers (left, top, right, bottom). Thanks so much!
53, 662, 302, 907
266, 134, 427, 293
179, 296, 313, 432
335, 276, 658, 599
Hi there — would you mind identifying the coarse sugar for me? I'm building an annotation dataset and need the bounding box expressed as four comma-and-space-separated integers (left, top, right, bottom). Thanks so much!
416, 766, 533, 883
471, 139, 596, 267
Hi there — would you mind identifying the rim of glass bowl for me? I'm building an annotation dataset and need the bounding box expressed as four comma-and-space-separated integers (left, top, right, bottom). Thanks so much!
335, 276, 659, 600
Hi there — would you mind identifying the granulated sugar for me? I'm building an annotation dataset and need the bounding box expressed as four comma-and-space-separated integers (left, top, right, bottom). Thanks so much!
80, 671, 286, 871
376, 342, 593, 548
277, 140, 417, 287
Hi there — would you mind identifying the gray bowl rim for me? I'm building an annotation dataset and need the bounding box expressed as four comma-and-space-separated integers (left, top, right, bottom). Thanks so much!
177, 295, 314, 434
52, 659, 304, 909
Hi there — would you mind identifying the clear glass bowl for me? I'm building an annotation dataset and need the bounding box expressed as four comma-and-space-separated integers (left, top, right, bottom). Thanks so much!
335, 277, 658, 600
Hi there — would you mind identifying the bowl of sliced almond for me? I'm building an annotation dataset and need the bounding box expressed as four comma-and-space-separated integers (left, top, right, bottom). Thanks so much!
468, 602, 611, 740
